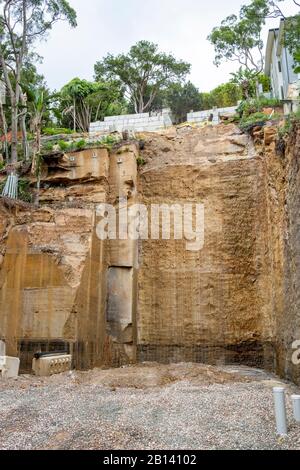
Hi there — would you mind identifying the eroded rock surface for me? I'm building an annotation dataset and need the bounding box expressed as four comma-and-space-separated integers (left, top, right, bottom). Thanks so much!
0, 124, 299, 383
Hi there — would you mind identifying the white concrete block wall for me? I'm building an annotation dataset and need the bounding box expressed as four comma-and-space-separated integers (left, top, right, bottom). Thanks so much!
90, 111, 173, 135
187, 106, 237, 125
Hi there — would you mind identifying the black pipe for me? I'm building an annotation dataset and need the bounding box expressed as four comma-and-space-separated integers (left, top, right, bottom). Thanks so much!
34, 351, 69, 360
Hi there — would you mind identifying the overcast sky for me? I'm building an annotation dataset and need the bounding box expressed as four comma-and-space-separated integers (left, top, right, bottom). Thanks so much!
36, 0, 297, 92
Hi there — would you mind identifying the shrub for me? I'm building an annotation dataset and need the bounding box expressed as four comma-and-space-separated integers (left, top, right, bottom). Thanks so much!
101, 135, 119, 146
291, 109, 300, 122
278, 110, 300, 138
76, 139, 86, 150
255, 97, 281, 108
43, 142, 54, 152
237, 97, 282, 118
18, 178, 32, 203
222, 114, 240, 125
136, 156, 145, 166
117, 146, 130, 154
239, 112, 270, 132
58, 140, 70, 151
278, 119, 292, 139
43, 127, 74, 136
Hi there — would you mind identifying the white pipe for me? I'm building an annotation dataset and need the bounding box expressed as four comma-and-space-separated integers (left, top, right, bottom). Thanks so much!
273, 387, 288, 435
291, 395, 300, 423
2, 174, 18, 199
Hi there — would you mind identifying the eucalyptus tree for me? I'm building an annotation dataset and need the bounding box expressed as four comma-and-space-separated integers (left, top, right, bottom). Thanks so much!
208, 1, 268, 98
164, 82, 203, 124
208, 0, 300, 96
95, 41, 191, 114
60, 77, 126, 132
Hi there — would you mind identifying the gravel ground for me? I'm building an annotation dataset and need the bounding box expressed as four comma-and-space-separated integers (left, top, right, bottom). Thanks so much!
0, 363, 299, 450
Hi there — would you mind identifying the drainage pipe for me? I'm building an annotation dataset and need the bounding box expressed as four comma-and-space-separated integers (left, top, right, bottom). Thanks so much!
291, 395, 300, 423
273, 387, 288, 435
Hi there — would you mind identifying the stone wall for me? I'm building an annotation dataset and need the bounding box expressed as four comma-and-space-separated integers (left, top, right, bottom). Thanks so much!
89, 106, 237, 136
187, 106, 237, 125
90, 110, 173, 135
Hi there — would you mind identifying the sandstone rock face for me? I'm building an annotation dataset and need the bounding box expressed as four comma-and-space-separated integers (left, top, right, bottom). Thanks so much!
0, 205, 106, 370
137, 124, 273, 367
264, 126, 277, 146
0, 146, 138, 371
264, 124, 300, 385
248, 122, 300, 385
0, 124, 299, 383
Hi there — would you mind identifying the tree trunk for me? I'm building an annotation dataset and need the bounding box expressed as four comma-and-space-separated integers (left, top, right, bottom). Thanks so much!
255, 79, 261, 99
20, 93, 29, 161
242, 80, 250, 100
138, 90, 145, 114
31, 138, 37, 175
34, 176, 40, 207
73, 98, 76, 131
37, 127, 41, 154
138, 101, 144, 114
34, 127, 41, 207
10, 102, 19, 165
20, 114, 29, 161
0, 100, 8, 160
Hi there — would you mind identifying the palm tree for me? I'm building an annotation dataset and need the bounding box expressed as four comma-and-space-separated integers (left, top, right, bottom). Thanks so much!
60, 78, 86, 132
30, 90, 46, 206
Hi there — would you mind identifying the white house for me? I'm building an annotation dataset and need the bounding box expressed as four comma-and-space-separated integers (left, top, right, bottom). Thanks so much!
265, 19, 300, 114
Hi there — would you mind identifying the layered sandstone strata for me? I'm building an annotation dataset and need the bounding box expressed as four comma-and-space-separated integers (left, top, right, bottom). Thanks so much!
0, 123, 299, 384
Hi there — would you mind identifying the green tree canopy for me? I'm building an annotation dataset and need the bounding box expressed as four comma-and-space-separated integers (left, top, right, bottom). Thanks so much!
0, 0, 77, 163
94, 40, 191, 114
198, 82, 242, 110
208, 1, 267, 74
58, 77, 126, 132
228, 1, 300, 71
208, 0, 300, 97
230, 68, 270, 99
127, 85, 166, 114
164, 82, 202, 124
201, 82, 242, 109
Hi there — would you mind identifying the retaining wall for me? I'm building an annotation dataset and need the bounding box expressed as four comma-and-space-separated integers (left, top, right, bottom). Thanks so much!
90, 110, 173, 134
187, 106, 237, 125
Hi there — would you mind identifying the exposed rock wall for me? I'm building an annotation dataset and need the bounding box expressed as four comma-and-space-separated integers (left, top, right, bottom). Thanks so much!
0, 123, 299, 383
262, 124, 300, 384
137, 125, 274, 367
282, 127, 300, 384
0, 146, 137, 370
